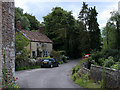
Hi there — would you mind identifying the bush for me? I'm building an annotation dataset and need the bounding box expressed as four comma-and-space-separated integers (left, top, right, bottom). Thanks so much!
91, 52, 103, 63
62, 55, 67, 63
111, 62, 120, 70
104, 56, 115, 68
101, 48, 120, 61
75, 73, 100, 88
97, 58, 105, 66
50, 50, 62, 61
2, 51, 19, 88
72, 73, 78, 81
72, 64, 80, 75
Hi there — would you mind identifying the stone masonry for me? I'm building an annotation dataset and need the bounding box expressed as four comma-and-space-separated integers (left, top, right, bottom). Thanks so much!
90, 64, 120, 88
0, 0, 15, 88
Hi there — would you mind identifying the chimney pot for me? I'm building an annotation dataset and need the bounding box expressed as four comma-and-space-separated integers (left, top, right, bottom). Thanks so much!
17, 20, 21, 30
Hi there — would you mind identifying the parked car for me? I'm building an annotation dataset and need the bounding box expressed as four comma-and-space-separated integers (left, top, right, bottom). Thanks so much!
41, 58, 59, 68
65, 56, 69, 60
84, 54, 91, 59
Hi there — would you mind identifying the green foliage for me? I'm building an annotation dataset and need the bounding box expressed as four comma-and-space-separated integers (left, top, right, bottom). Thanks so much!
21, 16, 31, 30
72, 63, 81, 75
98, 65, 106, 89
62, 55, 67, 63
78, 2, 101, 54
72, 73, 78, 81
15, 7, 30, 30
104, 56, 115, 68
43, 7, 79, 58
2, 51, 19, 88
72, 59, 100, 88
24, 13, 40, 30
15, 66, 41, 71
88, 7, 101, 51
15, 32, 30, 70
58, 61, 64, 64
50, 50, 62, 61
111, 62, 120, 70
15, 32, 30, 60
75, 73, 100, 88
15, 7, 40, 30
102, 11, 120, 51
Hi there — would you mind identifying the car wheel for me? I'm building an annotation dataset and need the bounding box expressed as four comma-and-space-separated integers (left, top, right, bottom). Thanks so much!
50, 64, 53, 68
57, 64, 59, 67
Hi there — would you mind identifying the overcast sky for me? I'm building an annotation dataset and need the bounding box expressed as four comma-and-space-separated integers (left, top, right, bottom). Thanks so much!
15, 0, 119, 29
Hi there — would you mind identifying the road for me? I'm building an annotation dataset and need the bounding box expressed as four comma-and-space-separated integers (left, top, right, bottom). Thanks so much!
16, 59, 81, 88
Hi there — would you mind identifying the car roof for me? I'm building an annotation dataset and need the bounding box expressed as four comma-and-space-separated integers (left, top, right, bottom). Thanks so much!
44, 58, 54, 60
86, 54, 91, 55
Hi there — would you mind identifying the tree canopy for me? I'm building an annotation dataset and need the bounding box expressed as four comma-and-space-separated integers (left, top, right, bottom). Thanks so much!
15, 7, 40, 30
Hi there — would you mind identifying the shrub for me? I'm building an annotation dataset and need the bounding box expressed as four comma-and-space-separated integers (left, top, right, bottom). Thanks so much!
97, 58, 105, 66
50, 50, 62, 61
111, 62, 120, 70
91, 52, 103, 63
62, 55, 67, 63
2, 67, 19, 88
104, 56, 115, 68
101, 48, 120, 60
2, 51, 19, 88
72, 73, 78, 81
72, 64, 80, 75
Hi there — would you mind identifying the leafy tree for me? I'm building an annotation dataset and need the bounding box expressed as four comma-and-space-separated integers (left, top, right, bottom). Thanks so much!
88, 6, 101, 51
78, 2, 90, 53
15, 32, 30, 66
43, 7, 79, 58
78, 2, 101, 53
15, 7, 40, 30
15, 7, 30, 30
102, 11, 120, 51
21, 16, 31, 30
24, 13, 40, 30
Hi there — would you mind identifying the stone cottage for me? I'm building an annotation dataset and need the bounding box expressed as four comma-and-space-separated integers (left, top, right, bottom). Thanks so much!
16, 23, 53, 58
22, 29, 53, 58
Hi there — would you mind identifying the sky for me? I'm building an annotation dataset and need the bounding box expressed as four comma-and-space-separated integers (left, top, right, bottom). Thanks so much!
15, 0, 119, 29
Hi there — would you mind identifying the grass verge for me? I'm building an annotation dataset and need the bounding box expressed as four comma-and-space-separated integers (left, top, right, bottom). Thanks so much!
72, 59, 101, 88
15, 66, 41, 71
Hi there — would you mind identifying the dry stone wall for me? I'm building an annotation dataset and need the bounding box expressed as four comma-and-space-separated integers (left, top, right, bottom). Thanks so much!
90, 64, 120, 88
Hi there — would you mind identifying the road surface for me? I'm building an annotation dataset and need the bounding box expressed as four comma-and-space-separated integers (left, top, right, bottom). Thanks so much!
16, 59, 81, 88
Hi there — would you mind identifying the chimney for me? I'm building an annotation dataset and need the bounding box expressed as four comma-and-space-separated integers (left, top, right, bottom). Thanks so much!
39, 27, 44, 33
17, 20, 21, 30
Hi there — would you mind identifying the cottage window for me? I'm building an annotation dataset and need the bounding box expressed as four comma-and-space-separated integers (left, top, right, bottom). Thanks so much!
43, 50, 48, 57
36, 43, 39, 47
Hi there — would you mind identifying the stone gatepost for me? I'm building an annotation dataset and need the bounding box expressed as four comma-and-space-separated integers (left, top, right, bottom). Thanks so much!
0, 0, 15, 88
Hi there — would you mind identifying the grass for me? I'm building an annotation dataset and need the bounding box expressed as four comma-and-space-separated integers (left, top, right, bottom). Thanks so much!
75, 78, 100, 88
72, 59, 101, 89
15, 66, 41, 71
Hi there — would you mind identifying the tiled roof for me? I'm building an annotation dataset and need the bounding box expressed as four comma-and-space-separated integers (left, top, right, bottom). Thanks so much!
21, 30, 52, 43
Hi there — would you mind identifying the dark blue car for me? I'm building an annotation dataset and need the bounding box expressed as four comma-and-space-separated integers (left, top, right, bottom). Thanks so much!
41, 58, 59, 68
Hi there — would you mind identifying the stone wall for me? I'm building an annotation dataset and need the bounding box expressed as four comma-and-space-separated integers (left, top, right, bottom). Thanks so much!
0, 0, 15, 81
0, 1, 2, 88
2, 1, 15, 75
90, 64, 120, 88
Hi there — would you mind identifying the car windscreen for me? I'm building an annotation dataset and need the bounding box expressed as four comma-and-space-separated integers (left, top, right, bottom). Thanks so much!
49, 59, 55, 62
85, 55, 89, 57
43, 60, 49, 62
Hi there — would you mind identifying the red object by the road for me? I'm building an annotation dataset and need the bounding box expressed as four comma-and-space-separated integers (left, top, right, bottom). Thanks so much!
84, 54, 91, 59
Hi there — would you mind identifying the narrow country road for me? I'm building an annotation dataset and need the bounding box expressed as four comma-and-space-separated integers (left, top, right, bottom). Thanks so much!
16, 59, 81, 88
